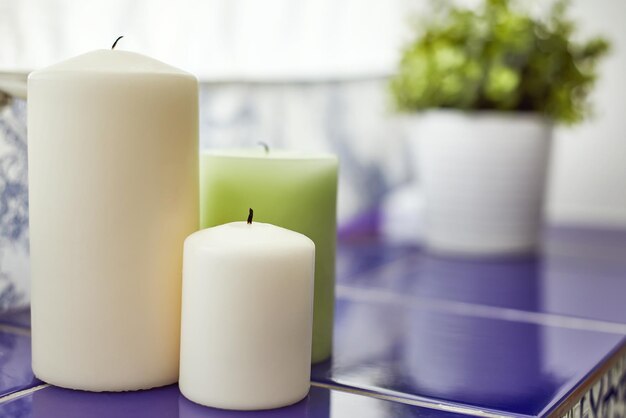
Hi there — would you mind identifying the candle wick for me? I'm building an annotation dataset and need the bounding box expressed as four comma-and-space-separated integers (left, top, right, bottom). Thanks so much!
257, 142, 270, 154
111, 36, 124, 50
247, 208, 254, 224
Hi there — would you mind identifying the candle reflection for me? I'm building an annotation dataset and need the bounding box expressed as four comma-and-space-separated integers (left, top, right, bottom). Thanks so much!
29, 385, 330, 418
178, 388, 332, 418
29, 385, 331, 418
32, 385, 179, 418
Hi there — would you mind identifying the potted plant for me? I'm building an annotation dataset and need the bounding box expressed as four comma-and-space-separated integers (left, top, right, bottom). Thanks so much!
390, 0, 609, 255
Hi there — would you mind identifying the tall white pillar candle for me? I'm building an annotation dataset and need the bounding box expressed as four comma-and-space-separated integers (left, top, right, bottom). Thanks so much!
180, 212, 315, 410
28, 47, 198, 391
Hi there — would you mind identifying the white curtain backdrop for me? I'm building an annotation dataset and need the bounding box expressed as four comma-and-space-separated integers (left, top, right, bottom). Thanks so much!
0, 0, 409, 80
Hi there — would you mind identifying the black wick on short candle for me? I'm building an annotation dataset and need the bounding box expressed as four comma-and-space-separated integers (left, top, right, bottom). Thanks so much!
247, 208, 254, 224
257, 142, 270, 154
111, 36, 124, 50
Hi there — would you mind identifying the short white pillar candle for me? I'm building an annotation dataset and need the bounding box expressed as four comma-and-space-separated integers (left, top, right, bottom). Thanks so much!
179, 210, 315, 410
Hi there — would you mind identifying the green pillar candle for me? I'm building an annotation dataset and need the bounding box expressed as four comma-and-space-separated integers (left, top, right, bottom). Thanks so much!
200, 149, 338, 363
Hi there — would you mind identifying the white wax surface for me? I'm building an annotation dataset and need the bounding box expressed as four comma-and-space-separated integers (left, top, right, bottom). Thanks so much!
180, 221, 315, 410
28, 49, 199, 391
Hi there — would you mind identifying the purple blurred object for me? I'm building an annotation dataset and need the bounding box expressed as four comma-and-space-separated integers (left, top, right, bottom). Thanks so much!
0, 307, 30, 329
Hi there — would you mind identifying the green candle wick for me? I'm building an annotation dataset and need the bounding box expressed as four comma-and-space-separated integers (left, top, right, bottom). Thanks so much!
111, 36, 124, 50
247, 208, 254, 224
257, 142, 270, 154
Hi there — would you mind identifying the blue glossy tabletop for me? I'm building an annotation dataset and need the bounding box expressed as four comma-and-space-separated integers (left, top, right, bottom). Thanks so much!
337, 227, 626, 329
0, 226, 624, 417
0, 384, 468, 418
314, 298, 625, 417
0, 329, 37, 398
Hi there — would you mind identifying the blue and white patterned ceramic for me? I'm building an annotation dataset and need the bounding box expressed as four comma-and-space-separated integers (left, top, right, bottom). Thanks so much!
0, 98, 29, 310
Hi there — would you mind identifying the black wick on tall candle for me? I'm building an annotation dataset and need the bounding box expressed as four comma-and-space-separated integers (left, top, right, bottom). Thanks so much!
111, 36, 124, 50
258, 142, 270, 154
247, 208, 254, 224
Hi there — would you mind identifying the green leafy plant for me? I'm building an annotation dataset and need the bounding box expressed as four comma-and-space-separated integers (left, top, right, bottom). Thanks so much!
390, 0, 610, 124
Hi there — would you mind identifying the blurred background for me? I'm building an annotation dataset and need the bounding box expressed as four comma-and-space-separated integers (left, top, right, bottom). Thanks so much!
0, 0, 625, 307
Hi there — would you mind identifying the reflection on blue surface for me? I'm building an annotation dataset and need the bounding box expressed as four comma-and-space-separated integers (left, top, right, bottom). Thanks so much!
178, 387, 318, 418
0, 394, 30, 418
314, 297, 625, 417
0, 331, 37, 398
405, 305, 554, 412
338, 240, 626, 326
416, 254, 541, 311
0, 228, 625, 417
32, 385, 179, 418
0, 384, 470, 418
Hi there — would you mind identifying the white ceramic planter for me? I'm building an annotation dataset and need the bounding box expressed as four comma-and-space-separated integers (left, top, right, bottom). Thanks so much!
411, 110, 552, 256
